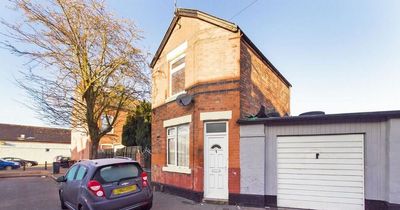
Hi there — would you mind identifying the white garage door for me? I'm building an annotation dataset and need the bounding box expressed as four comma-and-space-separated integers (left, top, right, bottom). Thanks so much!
277, 134, 364, 210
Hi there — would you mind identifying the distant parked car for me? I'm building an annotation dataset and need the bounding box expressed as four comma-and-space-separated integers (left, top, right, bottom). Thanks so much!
54, 156, 74, 168
57, 158, 152, 210
2, 157, 38, 167
0, 159, 20, 170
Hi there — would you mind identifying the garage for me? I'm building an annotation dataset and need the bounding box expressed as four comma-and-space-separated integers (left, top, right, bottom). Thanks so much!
277, 134, 364, 210
238, 110, 400, 209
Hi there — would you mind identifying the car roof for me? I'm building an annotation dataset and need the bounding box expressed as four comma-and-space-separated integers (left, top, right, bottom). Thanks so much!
77, 158, 138, 168
0, 159, 12, 162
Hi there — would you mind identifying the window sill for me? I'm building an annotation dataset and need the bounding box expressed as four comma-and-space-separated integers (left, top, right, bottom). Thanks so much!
162, 166, 191, 174
165, 91, 186, 103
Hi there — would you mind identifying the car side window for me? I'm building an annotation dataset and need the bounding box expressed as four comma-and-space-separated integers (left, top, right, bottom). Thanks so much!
65, 165, 79, 181
75, 166, 87, 181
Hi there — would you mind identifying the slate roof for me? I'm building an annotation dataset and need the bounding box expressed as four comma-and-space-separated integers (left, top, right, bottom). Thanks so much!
0, 123, 71, 144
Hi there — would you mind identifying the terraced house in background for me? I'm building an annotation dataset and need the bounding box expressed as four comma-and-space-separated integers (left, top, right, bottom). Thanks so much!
150, 8, 291, 203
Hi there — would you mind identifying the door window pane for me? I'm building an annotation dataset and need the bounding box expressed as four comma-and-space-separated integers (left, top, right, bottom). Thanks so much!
206, 123, 226, 133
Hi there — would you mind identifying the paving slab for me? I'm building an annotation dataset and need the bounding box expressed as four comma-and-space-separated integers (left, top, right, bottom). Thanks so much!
152, 191, 293, 210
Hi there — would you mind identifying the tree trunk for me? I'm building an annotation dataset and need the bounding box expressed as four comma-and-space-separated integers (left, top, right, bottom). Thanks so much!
89, 134, 101, 159
90, 142, 99, 159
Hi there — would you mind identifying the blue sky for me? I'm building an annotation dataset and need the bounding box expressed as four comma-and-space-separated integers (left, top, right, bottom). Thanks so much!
0, 0, 399, 127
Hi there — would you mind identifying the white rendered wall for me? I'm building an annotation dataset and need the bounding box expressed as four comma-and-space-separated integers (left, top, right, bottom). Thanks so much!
0, 141, 71, 164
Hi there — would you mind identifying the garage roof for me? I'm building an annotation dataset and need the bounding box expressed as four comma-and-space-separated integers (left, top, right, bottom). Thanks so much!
0, 123, 71, 144
238, 110, 400, 125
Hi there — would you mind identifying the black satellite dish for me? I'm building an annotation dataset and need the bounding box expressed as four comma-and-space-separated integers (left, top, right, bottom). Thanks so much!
176, 93, 193, 106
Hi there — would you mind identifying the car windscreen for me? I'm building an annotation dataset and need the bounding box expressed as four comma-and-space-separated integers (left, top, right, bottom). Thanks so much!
93, 163, 141, 184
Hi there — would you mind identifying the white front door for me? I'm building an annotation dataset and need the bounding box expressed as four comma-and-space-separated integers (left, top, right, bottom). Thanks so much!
204, 122, 228, 200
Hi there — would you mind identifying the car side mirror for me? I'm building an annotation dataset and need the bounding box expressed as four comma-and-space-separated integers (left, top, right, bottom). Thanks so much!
56, 176, 66, 182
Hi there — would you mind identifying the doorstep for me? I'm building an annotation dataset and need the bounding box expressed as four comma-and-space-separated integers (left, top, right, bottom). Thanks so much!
202, 198, 229, 205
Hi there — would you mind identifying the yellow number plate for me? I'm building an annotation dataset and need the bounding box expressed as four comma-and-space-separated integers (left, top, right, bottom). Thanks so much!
112, 185, 137, 195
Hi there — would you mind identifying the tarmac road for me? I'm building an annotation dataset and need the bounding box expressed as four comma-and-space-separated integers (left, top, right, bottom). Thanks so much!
0, 177, 269, 210
0, 177, 60, 210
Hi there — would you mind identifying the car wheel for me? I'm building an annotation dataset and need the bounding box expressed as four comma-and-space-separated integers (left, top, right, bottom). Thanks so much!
5, 166, 12, 170
26, 162, 33, 167
59, 192, 67, 209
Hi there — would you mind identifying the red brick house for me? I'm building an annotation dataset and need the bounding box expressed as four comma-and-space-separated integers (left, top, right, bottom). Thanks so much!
71, 110, 128, 160
150, 8, 291, 203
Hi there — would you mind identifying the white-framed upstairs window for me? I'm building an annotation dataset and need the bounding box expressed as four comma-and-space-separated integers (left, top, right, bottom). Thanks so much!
169, 54, 186, 97
166, 124, 189, 168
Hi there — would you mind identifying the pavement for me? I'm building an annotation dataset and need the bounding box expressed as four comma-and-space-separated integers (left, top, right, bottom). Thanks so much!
0, 166, 67, 178
152, 192, 271, 210
0, 176, 277, 210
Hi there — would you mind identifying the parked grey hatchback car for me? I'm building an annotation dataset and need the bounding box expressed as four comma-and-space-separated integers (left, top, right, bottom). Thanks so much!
56, 158, 152, 210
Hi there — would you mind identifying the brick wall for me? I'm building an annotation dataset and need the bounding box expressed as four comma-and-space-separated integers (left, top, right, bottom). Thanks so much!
151, 98, 194, 190
152, 17, 240, 108
240, 40, 290, 118
99, 111, 128, 146
151, 81, 241, 193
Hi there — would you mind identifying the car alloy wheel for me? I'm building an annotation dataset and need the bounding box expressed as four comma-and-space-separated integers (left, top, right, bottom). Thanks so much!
26, 162, 33, 167
5, 166, 12, 170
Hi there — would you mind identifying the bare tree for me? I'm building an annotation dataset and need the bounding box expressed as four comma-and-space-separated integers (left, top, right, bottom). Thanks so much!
1, 0, 150, 158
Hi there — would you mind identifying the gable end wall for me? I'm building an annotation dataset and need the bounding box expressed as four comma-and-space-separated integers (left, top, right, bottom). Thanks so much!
239, 40, 290, 117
